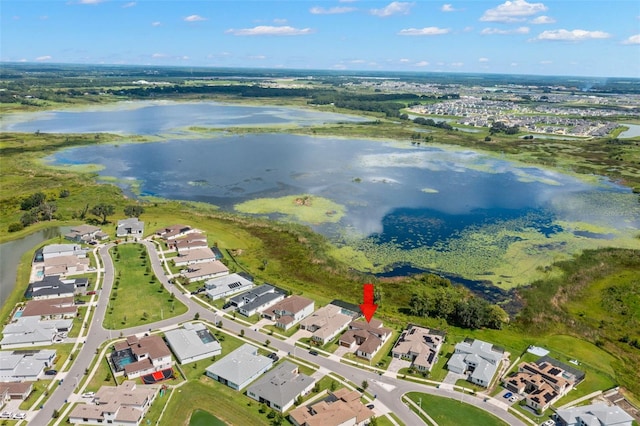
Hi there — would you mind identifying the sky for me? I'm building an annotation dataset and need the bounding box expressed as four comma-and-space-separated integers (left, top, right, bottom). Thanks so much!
2, 0, 640, 78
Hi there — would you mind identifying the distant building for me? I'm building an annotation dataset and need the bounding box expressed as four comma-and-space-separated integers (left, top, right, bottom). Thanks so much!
164, 323, 221, 365
205, 343, 273, 391
246, 361, 316, 413
116, 218, 145, 238
65, 225, 108, 243
68, 381, 157, 426
447, 338, 505, 388
555, 402, 634, 426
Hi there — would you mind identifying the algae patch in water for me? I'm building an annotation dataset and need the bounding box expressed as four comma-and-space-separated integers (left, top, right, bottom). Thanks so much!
234, 194, 346, 224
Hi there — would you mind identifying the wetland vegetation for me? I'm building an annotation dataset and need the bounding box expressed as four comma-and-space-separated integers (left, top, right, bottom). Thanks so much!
1, 64, 639, 400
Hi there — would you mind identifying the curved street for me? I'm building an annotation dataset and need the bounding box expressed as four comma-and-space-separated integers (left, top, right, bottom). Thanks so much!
32, 239, 526, 426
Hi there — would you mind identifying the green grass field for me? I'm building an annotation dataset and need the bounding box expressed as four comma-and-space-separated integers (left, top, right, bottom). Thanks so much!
189, 410, 226, 426
405, 392, 509, 426
105, 243, 187, 329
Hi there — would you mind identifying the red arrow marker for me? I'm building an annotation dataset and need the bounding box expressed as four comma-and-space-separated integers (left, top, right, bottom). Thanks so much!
359, 283, 378, 323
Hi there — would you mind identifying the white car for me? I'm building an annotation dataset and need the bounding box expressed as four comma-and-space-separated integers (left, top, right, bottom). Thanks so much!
82, 392, 95, 398
0, 411, 12, 419
13, 412, 26, 420
541, 420, 555, 426
509, 395, 519, 402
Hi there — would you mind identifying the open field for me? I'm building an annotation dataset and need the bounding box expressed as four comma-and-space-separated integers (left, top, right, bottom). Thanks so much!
405, 392, 509, 426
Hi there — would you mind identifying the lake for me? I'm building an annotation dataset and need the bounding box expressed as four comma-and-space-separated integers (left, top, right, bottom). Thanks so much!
6, 101, 639, 287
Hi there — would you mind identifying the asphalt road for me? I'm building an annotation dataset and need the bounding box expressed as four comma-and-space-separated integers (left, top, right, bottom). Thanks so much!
32, 240, 525, 426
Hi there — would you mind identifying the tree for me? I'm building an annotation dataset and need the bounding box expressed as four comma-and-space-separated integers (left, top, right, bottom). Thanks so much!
409, 293, 429, 317
329, 380, 337, 391
361, 380, 369, 391
265, 339, 271, 347
90, 203, 115, 224
20, 192, 46, 210
124, 205, 145, 217
294, 395, 303, 406
369, 416, 379, 426
39, 201, 57, 221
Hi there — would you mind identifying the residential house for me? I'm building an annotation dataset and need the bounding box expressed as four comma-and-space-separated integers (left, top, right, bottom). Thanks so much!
27, 276, 85, 300
116, 218, 145, 238
68, 381, 157, 426
246, 361, 316, 413
43, 254, 91, 277
155, 224, 196, 241
0, 382, 33, 402
503, 357, 584, 412
111, 335, 172, 379
229, 284, 287, 317
205, 343, 273, 391
42, 244, 87, 260
391, 325, 445, 372
173, 247, 216, 267
204, 273, 254, 301
339, 319, 392, 360
555, 403, 634, 426
65, 225, 108, 243
261, 296, 315, 331
164, 323, 221, 365
299, 304, 354, 346
0, 316, 72, 349
180, 260, 229, 283
0, 349, 56, 382
289, 388, 375, 426
20, 296, 77, 320
447, 338, 505, 388
168, 232, 207, 254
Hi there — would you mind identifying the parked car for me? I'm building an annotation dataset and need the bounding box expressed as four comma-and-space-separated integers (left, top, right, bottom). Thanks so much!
509, 396, 519, 403
266, 352, 279, 362
541, 420, 555, 426
0, 412, 12, 419
367, 404, 375, 409
44, 369, 57, 376
82, 392, 95, 398
222, 302, 232, 309
503, 392, 513, 399
309, 350, 319, 356
75, 299, 86, 305
87, 291, 96, 295
12, 413, 26, 420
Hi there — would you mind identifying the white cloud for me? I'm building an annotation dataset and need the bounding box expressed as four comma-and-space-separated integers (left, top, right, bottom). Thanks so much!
184, 15, 207, 22
441, 4, 457, 12
35, 55, 52, 61
511, 62, 518, 66
399, 58, 410, 62
398, 27, 450, 36
414, 61, 430, 66
151, 53, 167, 58
622, 34, 640, 45
179, 56, 189, 60
249, 55, 267, 60
151, 21, 161, 26
480, 0, 547, 23
535, 29, 611, 41
481, 26, 530, 35
478, 57, 489, 62
371, 2, 414, 17
450, 62, 464, 67
122, 2, 136, 8
463, 26, 474, 32
310, 6, 356, 14
78, 0, 104, 4
350, 59, 366, 63
530, 15, 555, 24
273, 18, 288, 24
225, 26, 314, 36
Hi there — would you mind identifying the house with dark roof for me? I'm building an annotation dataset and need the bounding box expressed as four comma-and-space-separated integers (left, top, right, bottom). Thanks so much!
246, 361, 316, 413
229, 284, 287, 317
205, 343, 273, 391
339, 319, 392, 360
391, 325, 444, 372
447, 338, 505, 388
116, 218, 145, 238
555, 402, 634, 426
68, 381, 157, 426
155, 224, 196, 241
261, 296, 315, 331
26, 276, 85, 300
65, 225, 108, 243
110, 335, 172, 379
164, 323, 221, 365
289, 387, 375, 426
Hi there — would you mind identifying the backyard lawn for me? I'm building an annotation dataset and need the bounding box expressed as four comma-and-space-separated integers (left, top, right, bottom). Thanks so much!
105, 243, 187, 329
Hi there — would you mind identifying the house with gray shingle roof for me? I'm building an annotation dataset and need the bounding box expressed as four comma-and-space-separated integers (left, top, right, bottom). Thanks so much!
0, 349, 56, 382
205, 343, 273, 391
556, 402, 634, 426
229, 284, 287, 317
447, 338, 505, 387
246, 361, 316, 413
164, 323, 221, 365
391, 324, 444, 372
116, 218, 145, 238
0, 316, 72, 349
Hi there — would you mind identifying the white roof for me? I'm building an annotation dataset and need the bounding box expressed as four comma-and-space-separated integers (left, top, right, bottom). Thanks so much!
205, 343, 272, 386
164, 323, 221, 363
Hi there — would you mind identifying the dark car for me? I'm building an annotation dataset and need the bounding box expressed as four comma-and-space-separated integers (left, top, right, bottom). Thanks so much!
222, 302, 232, 309
44, 370, 57, 376
267, 352, 279, 361
503, 392, 513, 399
309, 350, 318, 356
367, 404, 375, 409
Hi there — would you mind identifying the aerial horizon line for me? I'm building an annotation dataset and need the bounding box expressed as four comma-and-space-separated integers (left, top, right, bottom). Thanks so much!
3, 60, 638, 82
